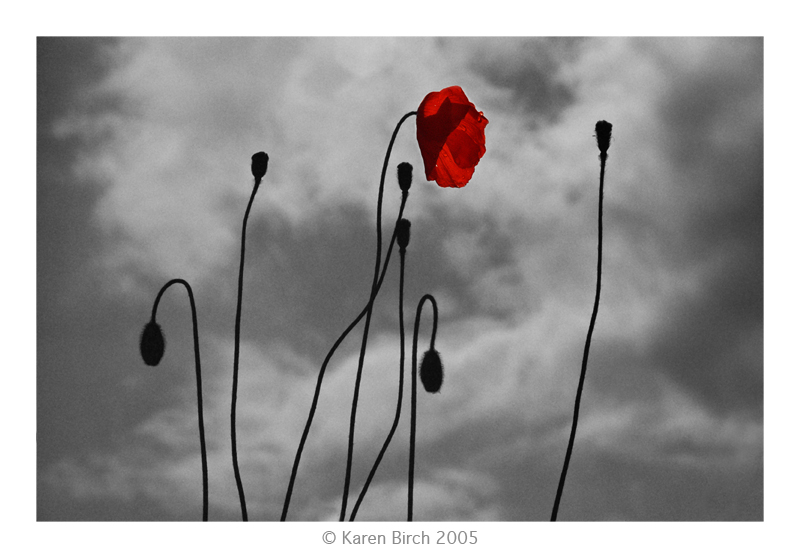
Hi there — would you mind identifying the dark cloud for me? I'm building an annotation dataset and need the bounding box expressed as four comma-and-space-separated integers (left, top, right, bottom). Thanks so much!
647, 38, 762, 413
204, 201, 380, 363
545, 448, 762, 520
657, 37, 763, 248
191, 196, 529, 370
646, 257, 763, 413
37, 38, 163, 518
403, 204, 528, 322
464, 38, 582, 125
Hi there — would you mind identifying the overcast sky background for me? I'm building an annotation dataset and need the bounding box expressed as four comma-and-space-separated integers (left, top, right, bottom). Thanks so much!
36, 36, 763, 522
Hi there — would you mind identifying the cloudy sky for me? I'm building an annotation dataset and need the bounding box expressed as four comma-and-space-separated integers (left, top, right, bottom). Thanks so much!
36, 36, 763, 523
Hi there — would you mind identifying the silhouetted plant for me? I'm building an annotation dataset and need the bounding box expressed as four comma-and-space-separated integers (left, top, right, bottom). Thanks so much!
139, 278, 208, 521
339, 87, 486, 520
550, 121, 612, 521
230, 151, 269, 522
408, 293, 440, 521
419, 347, 444, 394
140, 321, 165, 366
339, 113, 420, 521
349, 218, 411, 521
282, 87, 486, 521
127, 94, 625, 523
280, 161, 413, 521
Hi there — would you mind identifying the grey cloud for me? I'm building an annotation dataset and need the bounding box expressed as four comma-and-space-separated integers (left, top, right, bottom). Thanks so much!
463, 37, 582, 125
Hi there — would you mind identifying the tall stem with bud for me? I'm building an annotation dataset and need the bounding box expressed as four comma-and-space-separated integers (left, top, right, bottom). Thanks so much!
230, 151, 269, 522
323, 111, 416, 522
550, 121, 612, 521
140, 278, 208, 521
409, 293, 440, 521
349, 218, 411, 521
280, 162, 414, 521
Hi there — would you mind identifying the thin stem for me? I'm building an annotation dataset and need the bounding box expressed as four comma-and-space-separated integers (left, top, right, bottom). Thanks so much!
349, 240, 407, 521
340, 110, 417, 521
281, 198, 407, 521
151, 278, 209, 521
550, 152, 606, 521
231, 176, 261, 522
409, 294, 438, 522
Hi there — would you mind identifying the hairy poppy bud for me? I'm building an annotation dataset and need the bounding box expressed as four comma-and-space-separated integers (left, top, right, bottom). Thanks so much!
595, 121, 612, 156
397, 218, 411, 251
140, 321, 165, 366
397, 162, 413, 192
419, 348, 443, 393
251, 151, 269, 180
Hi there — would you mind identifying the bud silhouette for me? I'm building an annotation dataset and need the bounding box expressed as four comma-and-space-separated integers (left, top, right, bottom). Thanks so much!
397, 218, 411, 251
409, 293, 439, 520
595, 121, 612, 156
397, 162, 413, 192
140, 321, 165, 366
251, 151, 269, 180
551, 119, 613, 521
142, 278, 208, 519
419, 348, 443, 393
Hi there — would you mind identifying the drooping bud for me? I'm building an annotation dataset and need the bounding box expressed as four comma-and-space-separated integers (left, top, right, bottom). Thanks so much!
251, 151, 269, 180
595, 121, 612, 156
419, 348, 443, 393
140, 321, 165, 366
397, 218, 411, 251
397, 162, 413, 193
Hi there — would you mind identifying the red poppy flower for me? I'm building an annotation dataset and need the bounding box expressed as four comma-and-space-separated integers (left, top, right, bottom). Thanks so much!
416, 86, 488, 188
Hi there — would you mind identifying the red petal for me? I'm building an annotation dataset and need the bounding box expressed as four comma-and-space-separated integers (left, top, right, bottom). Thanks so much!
416, 86, 487, 188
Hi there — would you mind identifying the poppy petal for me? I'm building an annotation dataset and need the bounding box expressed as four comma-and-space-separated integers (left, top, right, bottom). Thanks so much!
416, 86, 487, 188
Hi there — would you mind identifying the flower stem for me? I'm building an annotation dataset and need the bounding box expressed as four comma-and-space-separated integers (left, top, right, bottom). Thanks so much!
550, 150, 606, 521
231, 175, 262, 522
150, 278, 209, 521
348, 228, 408, 521
340, 110, 417, 521
409, 294, 438, 522
281, 199, 407, 521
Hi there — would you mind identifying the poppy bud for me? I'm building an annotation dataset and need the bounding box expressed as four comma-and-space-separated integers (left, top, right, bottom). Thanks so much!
140, 321, 165, 366
419, 348, 443, 393
595, 121, 612, 156
251, 151, 269, 180
397, 162, 413, 192
397, 218, 411, 251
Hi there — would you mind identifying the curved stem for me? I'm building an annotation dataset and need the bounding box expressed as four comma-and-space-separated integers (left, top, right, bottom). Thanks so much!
349, 241, 407, 521
231, 176, 261, 522
281, 197, 407, 521
550, 152, 606, 521
340, 110, 417, 521
408, 294, 438, 522
151, 278, 209, 521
